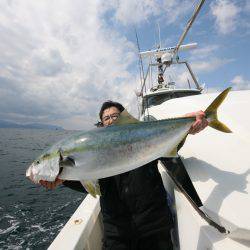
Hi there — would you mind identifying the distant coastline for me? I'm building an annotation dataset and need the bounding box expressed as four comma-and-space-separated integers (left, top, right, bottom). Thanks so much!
0, 119, 64, 130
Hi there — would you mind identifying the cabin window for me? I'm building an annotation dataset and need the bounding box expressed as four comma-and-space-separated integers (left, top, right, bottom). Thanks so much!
142, 91, 200, 114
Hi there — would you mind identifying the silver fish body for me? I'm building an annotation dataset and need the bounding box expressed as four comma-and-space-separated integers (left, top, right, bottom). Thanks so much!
60, 117, 192, 180
26, 117, 193, 183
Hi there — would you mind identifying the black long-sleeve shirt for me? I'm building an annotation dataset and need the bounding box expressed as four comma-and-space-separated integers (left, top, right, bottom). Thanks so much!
63, 160, 173, 240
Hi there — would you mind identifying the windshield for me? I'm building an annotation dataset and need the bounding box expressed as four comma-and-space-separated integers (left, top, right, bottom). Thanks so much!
142, 91, 200, 114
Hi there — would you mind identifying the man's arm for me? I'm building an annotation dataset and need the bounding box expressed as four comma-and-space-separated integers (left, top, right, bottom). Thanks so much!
63, 180, 87, 193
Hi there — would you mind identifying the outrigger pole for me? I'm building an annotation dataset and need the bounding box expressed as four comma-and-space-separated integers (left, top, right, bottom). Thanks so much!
172, 0, 206, 58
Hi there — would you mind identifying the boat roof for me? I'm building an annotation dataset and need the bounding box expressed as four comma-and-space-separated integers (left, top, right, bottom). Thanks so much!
144, 87, 201, 97
148, 89, 250, 233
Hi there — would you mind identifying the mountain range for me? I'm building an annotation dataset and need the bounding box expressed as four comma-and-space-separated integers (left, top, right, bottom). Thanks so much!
0, 120, 64, 130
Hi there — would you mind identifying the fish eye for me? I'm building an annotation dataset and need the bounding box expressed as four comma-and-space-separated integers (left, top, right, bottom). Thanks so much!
36, 160, 40, 164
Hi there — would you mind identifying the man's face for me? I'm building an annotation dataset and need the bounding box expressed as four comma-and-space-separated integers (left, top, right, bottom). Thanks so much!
101, 106, 120, 127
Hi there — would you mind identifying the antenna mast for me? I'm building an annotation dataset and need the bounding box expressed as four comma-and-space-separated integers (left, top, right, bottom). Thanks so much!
157, 22, 162, 49
156, 22, 164, 87
135, 28, 145, 96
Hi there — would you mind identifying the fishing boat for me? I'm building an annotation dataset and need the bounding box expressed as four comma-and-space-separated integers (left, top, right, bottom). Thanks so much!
48, 0, 250, 249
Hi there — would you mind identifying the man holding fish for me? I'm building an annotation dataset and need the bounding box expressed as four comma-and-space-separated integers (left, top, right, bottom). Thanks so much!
40, 103, 207, 250
29, 88, 231, 250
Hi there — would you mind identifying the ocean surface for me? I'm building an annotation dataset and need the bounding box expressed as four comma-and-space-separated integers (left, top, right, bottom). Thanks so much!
0, 128, 86, 249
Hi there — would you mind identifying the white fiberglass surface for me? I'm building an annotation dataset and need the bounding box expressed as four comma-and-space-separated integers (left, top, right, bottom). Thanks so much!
149, 90, 250, 233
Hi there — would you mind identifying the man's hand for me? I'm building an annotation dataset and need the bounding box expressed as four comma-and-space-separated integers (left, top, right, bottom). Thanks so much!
185, 110, 208, 135
39, 178, 64, 190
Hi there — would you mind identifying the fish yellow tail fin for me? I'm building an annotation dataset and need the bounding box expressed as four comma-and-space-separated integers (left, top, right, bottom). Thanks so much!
205, 87, 232, 133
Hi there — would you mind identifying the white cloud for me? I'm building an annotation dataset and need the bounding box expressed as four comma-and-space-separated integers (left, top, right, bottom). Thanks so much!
210, 0, 241, 34
162, 0, 195, 25
0, 0, 247, 131
111, 0, 160, 25
175, 71, 193, 88
190, 45, 219, 60
191, 57, 233, 73
231, 75, 250, 90
0, 0, 138, 130
189, 44, 233, 74
105, 0, 194, 26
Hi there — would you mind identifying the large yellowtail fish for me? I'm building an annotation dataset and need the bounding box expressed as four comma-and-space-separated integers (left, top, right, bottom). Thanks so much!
26, 88, 232, 197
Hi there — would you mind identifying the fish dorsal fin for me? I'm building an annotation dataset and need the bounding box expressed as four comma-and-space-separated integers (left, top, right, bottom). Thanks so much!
114, 109, 140, 125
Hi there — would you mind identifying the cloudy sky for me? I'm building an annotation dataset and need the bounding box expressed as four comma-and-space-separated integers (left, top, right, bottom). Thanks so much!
0, 0, 249, 130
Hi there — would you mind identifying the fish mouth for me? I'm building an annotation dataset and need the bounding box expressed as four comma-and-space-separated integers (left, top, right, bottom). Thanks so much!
26, 165, 36, 183
26, 155, 61, 184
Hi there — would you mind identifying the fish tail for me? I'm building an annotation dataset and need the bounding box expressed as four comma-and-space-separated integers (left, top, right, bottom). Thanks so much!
205, 87, 232, 133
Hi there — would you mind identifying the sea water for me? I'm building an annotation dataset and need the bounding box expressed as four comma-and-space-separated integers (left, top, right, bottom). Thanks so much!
0, 128, 85, 249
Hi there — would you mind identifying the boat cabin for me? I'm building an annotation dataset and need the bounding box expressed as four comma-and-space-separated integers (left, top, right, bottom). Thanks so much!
141, 88, 201, 116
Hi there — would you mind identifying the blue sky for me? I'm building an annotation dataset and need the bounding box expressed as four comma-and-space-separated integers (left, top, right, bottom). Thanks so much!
0, 0, 249, 129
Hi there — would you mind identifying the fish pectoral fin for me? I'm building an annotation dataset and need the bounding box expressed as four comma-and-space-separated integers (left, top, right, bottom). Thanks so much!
80, 180, 101, 198
114, 109, 140, 125
59, 156, 75, 167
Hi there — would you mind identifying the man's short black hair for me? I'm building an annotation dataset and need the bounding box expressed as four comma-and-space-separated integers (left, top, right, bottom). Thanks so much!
99, 100, 124, 120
